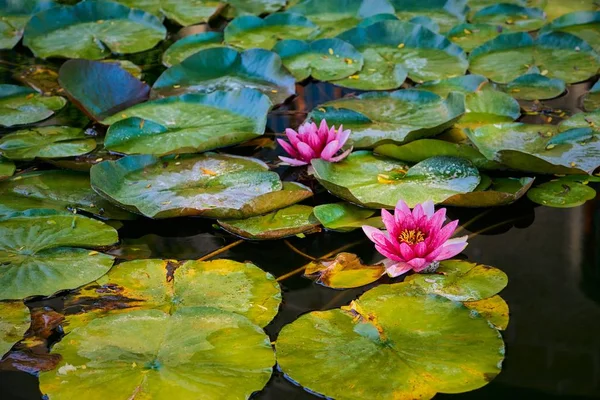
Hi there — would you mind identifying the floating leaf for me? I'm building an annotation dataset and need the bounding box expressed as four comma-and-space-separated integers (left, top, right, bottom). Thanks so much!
103, 90, 271, 156
0, 126, 96, 160
356, 12, 400, 28
307, 90, 465, 148
0, 158, 15, 179
304, 252, 386, 288
58, 59, 150, 122
390, 0, 468, 33
540, 11, 600, 53
23, 0, 167, 59
218, 205, 320, 240
276, 282, 505, 400
0, 302, 30, 356
0, 209, 117, 300
558, 109, 600, 131
527, 179, 597, 207
313, 202, 384, 232
505, 72, 566, 100
0, 84, 66, 127
469, 31, 600, 83
415, 74, 488, 96
151, 47, 294, 104
542, 0, 600, 21
464, 295, 510, 330
409, 15, 440, 33
227, 0, 285, 15
471, 4, 546, 32
90, 153, 284, 219
162, 32, 226, 67
224, 12, 318, 50
273, 38, 363, 81
583, 79, 600, 111
40, 308, 275, 399
160, 0, 223, 26
0, 0, 56, 49
467, 0, 527, 14
0, 170, 136, 220
458, 89, 521, 127
447, 23, 501, 52
312, 152, 481, 208
443, 176, 535, 207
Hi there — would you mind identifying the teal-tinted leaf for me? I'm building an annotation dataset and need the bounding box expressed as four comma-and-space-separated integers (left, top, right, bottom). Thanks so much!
111, 0, 163, 18
103, 90, 270, 156
0, 170, 136, 220
539, 11, 600, 52
542, 0, 600, 21
227, 0, 285, 15
23, 0, 167, 59
312, 152, 481, 208
583, 78, 600, 111
390, 0, 468, 33
162, 32, 226, 67
90, 153, 284, 219
527, 179, 597, 207
58, 59, 149, 122
447, 23, 501, 52
443, 176, 535, 207
313, 202, 384, 232
151, 47, 294, 105
0, 126, 96, 160
472, 4, 546, 32
558, 109, 600, 131
307, 90, 465, 148
0, 0, 56, 49
0, 209, 117, 300
224, 12, 318, 50
409, 15, 440, 33
459, 89, 521, 127
273, 38, 363, 81
0, 302, 30, 357
304, 252, 386, 288
505, 71, 566, 100
467, 0, 527, 14
160, 0, 223, 26
0, 84, 66, 127
0, 157, 15, 179
356, 13, 399, 28
416, 74, 489, 96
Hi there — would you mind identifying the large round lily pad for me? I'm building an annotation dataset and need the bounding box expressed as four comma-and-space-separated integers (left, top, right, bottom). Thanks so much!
389, 0, 468, 33
90, 153, 285, 219
415, 74, 489, 96
443, 176, 535, 207
23, 0, 167, 59
102, 90, 271, 156
40, 307, 275, 400
312, 151, 481, 208
161, 0, 224, 26
505, 71, 566, 100
0, 0, 56, 49
0, 302, 30, 357
527, 179, 597, 208
0, 209, 118, 300
313, 202, 384, 232
162, 32, 226, 67
539, 11, 600, 52
0, 84, 66, 127
151, 47, 294, 105
306, 90, 465, 148
471, 4, 546, 32
0, 170, 136, 220
276, 282, 505, 400
0, 126, 96, 160
447, 23, 501, 52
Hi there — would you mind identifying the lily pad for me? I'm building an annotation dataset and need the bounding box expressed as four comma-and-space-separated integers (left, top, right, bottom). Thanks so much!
542, 0, 600, 21
443, 176, 535, 207
527, 179, 597, 207
276, 282, 505, 400
218, 205, 320, 240
0, 84, 66, 127
467, 0, 527, 14
464, 295, 510, 330
103, 90, 271, 156
162, 32, 226, 67
224, 12, 318, 50
0, 302, 30, 356
227, 0, 285, 15
447, 23, 501, 52
151, 47, 294, 105
558, 109, 600, 131
334, 20, 469, 89
272, 38, 364, 81
390, 0, 468, 33
583, 78, 600, 111
469, 31, 600, 84
0, 0, 56, 49
409, 15, 441, 33
0, 158, 15, 179
539, 11, 600, 52
505, 71, 566, 100
312, 152, 481, 208
23, 0, 167, 59
307, 90, 465, 148
288, 0, 396, 38
416, 74, 489, 96
0, 170, 136, 220
160, 0, 223, 26
467, 123, 600, 174
90, 153, 284, 219
0, 209, 117, 300
58, 59, 150, 122
312, 202, 384, 232
40, 308, 275, 400
471, 4, 546, 32
458, 89, 521, 127
304, 252, 386, 289
0, 126, 96, 160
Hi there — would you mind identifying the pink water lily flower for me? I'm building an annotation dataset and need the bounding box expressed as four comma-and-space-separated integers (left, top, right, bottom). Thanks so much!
362, 200, 468, 277
278, 119, 352, 166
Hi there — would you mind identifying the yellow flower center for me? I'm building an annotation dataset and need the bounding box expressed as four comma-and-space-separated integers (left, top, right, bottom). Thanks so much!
398, 229, 425, 245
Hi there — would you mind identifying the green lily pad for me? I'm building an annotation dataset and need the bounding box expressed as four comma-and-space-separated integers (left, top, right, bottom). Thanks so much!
447, 23, 501, 52
288, 0, 396, 38
307, 90, 465, 148
218, 204, 320, 240
40, 308, 275, 400
467, 0, 527, 14
469, 31, 600, 84
111, 0, 163, 18
505, 71, 566, 100
443, 176, 535, 207
276, 282, 505, 400
90, 153, 284, 219
223, 12, 318, 50
527, 179, 597, 207
558, 109, 600, 131
464, 295, 510, 330
583, 79, 600, 111
0, 170, 136, 220
409, 15, 441, 33
273, 38, 363, 81
227, 0, 285, 15
405, 259, 508, 301
304, 252, 386, 288
334, 20, 468, 89
416, 74, 489, 96
0, 84, 66, 127
0, 209, 117, 300
542, 0, 600, 21
23, 0, 167, 59
58, 59, 150, 122
356, 13, 400, 28
0, 126, 96, 160
553, 174, 600, 183
390, 0, 468, 33
162, 32, 226, 67
472, 4, 546, 32
0, 0, 56, 49
467, 123, 600, 174
0, 302, 30, 356
312, 202, 384, 232
0, 158, 15, 179
151, 47, 294, 105
459, 89, 521, 127
540, 11, 600, 52
160, 0, 223, 26
312, 152, 481, 208
103, 90, 271, 156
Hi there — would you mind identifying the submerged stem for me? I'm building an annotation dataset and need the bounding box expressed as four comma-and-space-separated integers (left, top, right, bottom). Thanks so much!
467, 217, 525, 240
453, 209, 493, 236
284, 240, 316, 260
197, 240, 244, 262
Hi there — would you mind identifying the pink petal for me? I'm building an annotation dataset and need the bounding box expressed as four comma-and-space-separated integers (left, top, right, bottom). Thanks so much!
327, 126, 337, 143
320, 140, 341, 160
434, 236, 468, 261
277, 138, 298, 157
428, 219, 459, 249
409, 258, 431, 272
375, 244, 402, 262
412, 203, 424, 220
307, 131, 322, 152
398, 242, 414, 260
328, 147, 352, 162
384, 261, 414, 277
279, 156, 308, 166
422, 200, 435, 218
424, 208, 446, 235
362, 225, 388, 247
381, 209, 399, 237
395, 199, 411, 216
296, 141, 316, 161
336, 127, 351, 146
413, 241, 428, 258
285, 128, 300, 146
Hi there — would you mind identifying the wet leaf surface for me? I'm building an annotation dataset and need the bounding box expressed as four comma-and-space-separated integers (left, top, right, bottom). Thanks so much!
304, 252, 386, 288
313, 202, 384, 232
526, 179, 597, 208
0, 84, 66, 127
0, 126, 96, 160
0, 302, 30, 357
